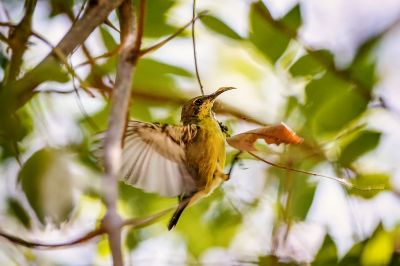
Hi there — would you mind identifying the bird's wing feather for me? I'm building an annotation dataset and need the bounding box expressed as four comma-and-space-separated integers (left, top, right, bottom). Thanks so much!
121, 120, 198, 197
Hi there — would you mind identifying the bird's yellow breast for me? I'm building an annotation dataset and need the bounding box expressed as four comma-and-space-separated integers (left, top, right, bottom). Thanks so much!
185, 117, 226, 190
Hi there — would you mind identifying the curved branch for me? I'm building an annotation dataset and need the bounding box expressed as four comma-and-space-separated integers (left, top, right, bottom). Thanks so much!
0, 206, 174, 250
4, 0, 125, 110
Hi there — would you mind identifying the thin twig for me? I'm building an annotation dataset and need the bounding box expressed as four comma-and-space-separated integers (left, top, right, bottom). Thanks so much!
191, 0, 204, 95
0, 228, 104, 249
133, 0, 146, 53
247, 151, 385, 191
4, 0, 125, 110
0, 207, 174, 249
72, 0, 88, 26
139, 11, 206, 56
227, 151, 242, 179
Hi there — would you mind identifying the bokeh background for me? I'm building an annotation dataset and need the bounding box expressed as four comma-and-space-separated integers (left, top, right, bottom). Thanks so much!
1, 0, 400, 265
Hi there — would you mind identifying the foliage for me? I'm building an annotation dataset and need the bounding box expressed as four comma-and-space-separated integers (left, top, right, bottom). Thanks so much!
0, 0, 398, 265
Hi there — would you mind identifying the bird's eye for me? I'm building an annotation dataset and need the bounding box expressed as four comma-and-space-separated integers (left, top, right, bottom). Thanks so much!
194, 98, 203, 106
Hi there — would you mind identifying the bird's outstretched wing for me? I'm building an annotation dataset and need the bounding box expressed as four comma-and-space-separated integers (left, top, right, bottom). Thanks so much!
121, 120, 198, 197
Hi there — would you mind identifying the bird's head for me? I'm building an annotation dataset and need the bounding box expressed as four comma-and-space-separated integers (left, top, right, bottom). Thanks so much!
181, 87, 236, 124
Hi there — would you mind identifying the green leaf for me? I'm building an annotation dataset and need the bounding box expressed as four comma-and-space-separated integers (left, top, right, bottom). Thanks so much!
49, 0, 73, 17
349, 173, 390, 199
312, 88, 368, 135
136, 0, 177, 38
249, 2, 291, 62
7, 197, 31, 229
273, 160, 317, 220
313, 235, 338, 265
0, 108, 32, 159
32, 58, 70, 84
291, 175, 317, 220
361, 225, 394, 266
201, 15, 242, 40
339, 241, 364, 265
125, 230, 139, 251
259, 255, 297, 265
133, 58, 192, 96
283, 96, 300, 119
0, 49, 9, 70
339, 131, 381, 166
99, 26, 118, 51
18, 148, 75, 225
347, 37, 378, 90
290, 50, 334, 77
177, 190, 241, 256
305, 73, 349, 116
280, 4, 302, 32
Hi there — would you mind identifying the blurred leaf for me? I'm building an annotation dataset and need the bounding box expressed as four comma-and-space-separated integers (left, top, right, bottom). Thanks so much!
349, 173, 390, 198
339, 241, 364, 265
133, 58, 192, 96
347, 37, 378, 90
313, 234, 338, 265
0, 108, 32, 159
274, 160, 317, 220
129, 100, 154, 122
290, 174, 317, 220
125, 230, 139, 251
280, 4, 301, 32
361, 225, 394, 266
339, 131, 381, 166
259, 255, 297, 265
136, 0, 177, 38
249, 2, 290, 62
80, 103, 110, 132
99, 26, 118, 51
97, 235, 110, 258
7, 197, 31, 229
49, 0, 73, 17
119, 182, 175, 218
174, 190, 240, 256
290, 50, 334, 77
201, 15, 242, 40
311, 87, 368, 135
283, 96, 300, 119
305, 73, 349, 116
33, 58, 70, 84
389, 254, 400, 266
227, 123, 302, 152
0, 50, 9, 70
18, 148, 75, 225
85, 59, 116, 92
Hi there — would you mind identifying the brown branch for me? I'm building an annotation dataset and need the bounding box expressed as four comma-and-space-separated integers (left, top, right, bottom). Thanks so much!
75, 12, 207, 67
3, 0, 37, 85
101, 0, 144, 265
0, 207, 174, 250
3, 0, 125, 110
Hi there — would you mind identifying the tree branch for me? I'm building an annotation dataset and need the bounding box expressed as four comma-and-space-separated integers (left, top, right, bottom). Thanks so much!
3, 0, 37, 85
3, 0, 125, 110
102, 0, 144, 265
0, 207, 174, 250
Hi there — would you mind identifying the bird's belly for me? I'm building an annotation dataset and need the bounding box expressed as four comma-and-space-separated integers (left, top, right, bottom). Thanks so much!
185, 123, 225, 189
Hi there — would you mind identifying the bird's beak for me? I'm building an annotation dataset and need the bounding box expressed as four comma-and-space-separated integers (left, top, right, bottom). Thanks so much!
209, 87, 236, 100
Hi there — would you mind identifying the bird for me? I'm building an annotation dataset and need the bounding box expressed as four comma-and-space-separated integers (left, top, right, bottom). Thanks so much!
120, 87, 235, 230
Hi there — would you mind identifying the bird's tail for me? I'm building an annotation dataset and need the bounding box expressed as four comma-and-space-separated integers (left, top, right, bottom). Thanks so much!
168, 198, 190, 230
